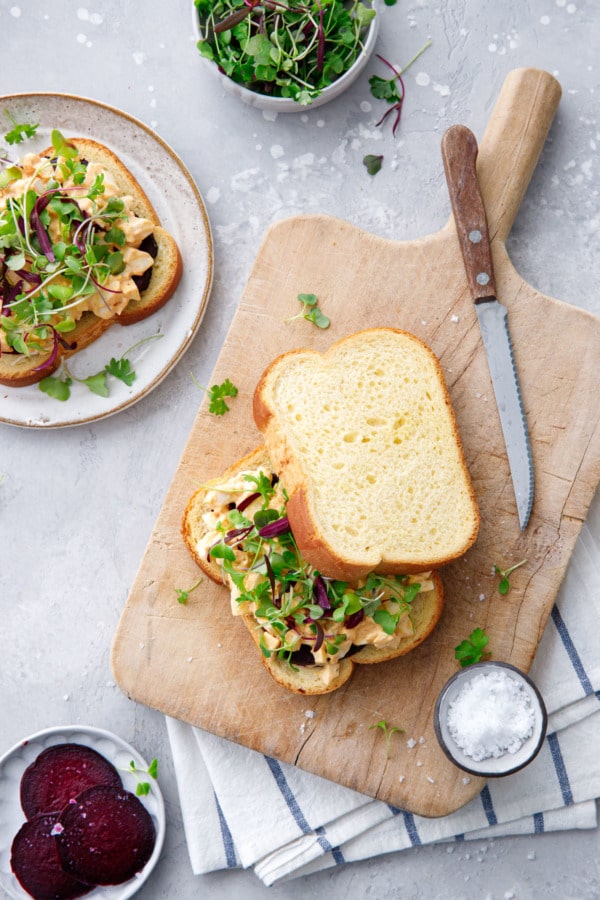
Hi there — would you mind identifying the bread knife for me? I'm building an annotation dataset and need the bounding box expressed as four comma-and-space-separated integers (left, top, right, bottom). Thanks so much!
441, 124, 534, 530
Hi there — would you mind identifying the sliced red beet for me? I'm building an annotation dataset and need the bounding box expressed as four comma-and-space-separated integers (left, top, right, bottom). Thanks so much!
20, 743, 122, 819
55, 785, 156, 886
10, 813, 94, 900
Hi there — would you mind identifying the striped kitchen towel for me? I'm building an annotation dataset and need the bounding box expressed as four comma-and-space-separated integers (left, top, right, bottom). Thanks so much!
167, 492, 600, 886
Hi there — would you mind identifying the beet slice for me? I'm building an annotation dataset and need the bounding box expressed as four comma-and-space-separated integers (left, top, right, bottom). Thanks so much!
55, 785, 156, 886
20, 743, 122, 819
10, 813, 94, 900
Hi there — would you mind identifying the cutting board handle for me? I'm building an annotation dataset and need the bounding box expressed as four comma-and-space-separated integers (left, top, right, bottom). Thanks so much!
476, 68, 562, 244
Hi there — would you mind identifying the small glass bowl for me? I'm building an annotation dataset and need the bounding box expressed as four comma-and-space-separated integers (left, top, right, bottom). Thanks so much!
191, 1, 380, 112
434, 661, 548, 778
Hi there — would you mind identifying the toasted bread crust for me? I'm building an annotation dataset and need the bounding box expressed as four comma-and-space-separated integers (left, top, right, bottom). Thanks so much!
182, 446, 444, 695
0, 138, 182, 387
253, 328, 480, 580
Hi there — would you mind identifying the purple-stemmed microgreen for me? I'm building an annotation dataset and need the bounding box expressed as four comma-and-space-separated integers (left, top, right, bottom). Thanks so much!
369, 40, 432, 136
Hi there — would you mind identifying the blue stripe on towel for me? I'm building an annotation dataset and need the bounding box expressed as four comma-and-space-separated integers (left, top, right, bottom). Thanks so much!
547, 732, 574, 806
265, 756, 312, 833
551, 604, 593, 695
214, 792, 238, 868
480, 785, 498, 826
533, 812, 545, 833
402, 811, 422, 845
315, 827, 346, 865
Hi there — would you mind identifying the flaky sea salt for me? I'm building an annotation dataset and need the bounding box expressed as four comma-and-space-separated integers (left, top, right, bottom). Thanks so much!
447, 670, 535, 761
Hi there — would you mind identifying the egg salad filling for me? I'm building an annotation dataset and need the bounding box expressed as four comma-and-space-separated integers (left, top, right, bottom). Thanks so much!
0, 129, 156, 362
196, 465, 435, 685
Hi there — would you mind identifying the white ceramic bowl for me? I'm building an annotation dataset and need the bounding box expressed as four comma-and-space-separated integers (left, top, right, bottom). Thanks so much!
434, 661, 548, 778
192, 0, 380, 112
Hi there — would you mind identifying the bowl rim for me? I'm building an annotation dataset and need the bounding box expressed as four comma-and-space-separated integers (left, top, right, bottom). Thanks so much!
191, 0, 380, 111
433, 661, 549, 778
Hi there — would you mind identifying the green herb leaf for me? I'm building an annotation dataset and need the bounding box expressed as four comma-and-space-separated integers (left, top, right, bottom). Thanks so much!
82, 371, 109, 397
39, 375, 72, 401
494, 559, 527, 595
287, 293, 330, 329
370, 718, 404, 757
105, 356, 136, 387
454, 627, 490, 667
208, 378, 238, 415
363, 154, 383, 176
175, 576, 203, 605
3, 112, 39, 145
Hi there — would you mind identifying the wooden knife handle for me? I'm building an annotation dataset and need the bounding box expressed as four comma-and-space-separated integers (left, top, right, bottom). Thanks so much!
441, 125, 497, 303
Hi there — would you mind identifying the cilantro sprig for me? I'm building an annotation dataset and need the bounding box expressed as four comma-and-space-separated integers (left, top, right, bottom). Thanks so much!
192, 374, 239, 415
3, 111, 39, 145
195, 0, 376, 106
454, 627, 490, 668
287, 293, 330, 329
494, 559, 527, 595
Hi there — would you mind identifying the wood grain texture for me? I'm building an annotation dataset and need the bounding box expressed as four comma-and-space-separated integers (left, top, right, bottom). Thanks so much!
111, 69, 600, 817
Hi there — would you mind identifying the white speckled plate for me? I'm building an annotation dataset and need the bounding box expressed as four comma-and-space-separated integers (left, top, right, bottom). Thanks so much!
0, 93, 213, 428
0, 725, 166, 899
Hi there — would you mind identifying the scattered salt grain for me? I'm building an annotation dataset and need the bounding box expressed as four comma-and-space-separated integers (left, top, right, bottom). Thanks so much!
406, 738, 417, 748
451, 314, 460, 323
398, 775, 405, 782
416, 761, 423, 767
426, 776, 435, 783
527, 850, 536, 860
462, 776, 471, 784
305, 710, 315, 719
447, 670, 535, 761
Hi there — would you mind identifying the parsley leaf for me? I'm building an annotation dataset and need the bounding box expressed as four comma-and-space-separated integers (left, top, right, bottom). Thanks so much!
454, 627, 490, 667
3, 112, 39, 146
105, 357, 136, 387
209, 378, 238, 415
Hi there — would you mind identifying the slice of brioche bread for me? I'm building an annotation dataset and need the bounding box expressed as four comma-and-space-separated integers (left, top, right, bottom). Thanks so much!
253, 328, 480, 581
182, 446, 444, 695
0, 137, 182, 387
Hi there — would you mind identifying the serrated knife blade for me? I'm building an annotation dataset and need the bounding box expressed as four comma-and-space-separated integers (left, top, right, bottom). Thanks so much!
441, 125, 534, 530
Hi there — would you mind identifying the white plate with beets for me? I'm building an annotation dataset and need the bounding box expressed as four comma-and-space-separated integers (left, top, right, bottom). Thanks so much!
0, 725, 165, 900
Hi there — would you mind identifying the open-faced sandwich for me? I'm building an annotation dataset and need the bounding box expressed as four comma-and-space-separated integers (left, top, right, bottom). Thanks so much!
183, 446, 445, 694
0, 129, 182, 386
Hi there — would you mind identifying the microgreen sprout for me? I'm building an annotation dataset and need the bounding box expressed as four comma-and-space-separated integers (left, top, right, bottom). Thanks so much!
370, 718, 404, 757
195, 0, 376, 105
128, 758, 158, 797
286, 293, 330, 329
38, 334, 163, 401
3, 112, 39, 146
454, 627, 490, 668
363, 154, 383, 176
494, 559, 527, 595
175, 575, 203, 605
191, 374, 239, 415
369, 40, 432, 136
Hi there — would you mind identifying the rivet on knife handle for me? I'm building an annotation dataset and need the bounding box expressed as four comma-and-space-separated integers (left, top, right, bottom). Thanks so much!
441, 125, 497, 303
441, 124, 534, 531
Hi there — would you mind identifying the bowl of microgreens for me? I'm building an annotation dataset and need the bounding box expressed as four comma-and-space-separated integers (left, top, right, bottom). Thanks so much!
192, 0, 379, 111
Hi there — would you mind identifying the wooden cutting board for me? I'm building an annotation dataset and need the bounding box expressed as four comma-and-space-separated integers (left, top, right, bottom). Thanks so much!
111, 68, 600, 818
